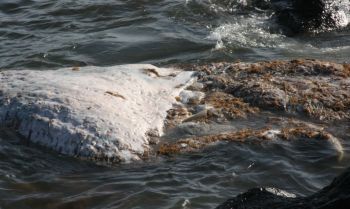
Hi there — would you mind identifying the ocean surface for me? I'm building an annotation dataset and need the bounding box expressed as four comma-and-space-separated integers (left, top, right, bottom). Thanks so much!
1, 0, 350, 209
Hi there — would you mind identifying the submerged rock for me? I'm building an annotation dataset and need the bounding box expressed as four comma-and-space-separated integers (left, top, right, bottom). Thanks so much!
0, 64, 194, 163
158, 119, 344, 160
216, 166, 350, 209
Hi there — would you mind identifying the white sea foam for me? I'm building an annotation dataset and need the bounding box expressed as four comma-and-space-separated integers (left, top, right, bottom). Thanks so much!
208, 14, 288, 49
0, 64, 194, 162
265, 187, 296, 198
207, 2, 349, 52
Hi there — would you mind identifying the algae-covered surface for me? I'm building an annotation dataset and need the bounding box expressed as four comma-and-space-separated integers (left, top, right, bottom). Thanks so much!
159, 60, 349, 160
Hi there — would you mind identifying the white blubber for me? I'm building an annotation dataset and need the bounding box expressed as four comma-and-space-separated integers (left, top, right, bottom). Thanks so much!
0, 64, 195, 162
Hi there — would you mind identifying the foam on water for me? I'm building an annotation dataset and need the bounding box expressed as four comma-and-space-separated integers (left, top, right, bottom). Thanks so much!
335, 0, 350, 26
206, 0, 350, 57
208, 13, 288, 49
265, 187, 297, 198
0, 64, 195, 162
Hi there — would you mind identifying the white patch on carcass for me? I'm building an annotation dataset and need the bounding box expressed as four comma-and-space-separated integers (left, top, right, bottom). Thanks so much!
0, 64, 194, 162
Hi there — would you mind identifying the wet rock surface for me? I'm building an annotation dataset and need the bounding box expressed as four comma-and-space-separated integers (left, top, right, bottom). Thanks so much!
271, 0, 349, 34
216, 166, 350, 209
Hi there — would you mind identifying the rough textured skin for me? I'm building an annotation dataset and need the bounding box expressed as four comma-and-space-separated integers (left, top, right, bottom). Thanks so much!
216, 166, 350, 209
0, 64, 194, 163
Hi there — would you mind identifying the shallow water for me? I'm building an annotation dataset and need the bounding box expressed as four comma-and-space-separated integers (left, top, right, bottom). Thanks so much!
1, 0, 350, 208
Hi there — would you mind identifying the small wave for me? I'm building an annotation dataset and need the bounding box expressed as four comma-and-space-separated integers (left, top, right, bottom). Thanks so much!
204, 0, 349, 56
208, 14, 288, 49
207, 17, 349, 61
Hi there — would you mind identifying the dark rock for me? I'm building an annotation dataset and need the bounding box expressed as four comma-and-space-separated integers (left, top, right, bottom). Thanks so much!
271, 0, 349, 34
216, 166, 350, 209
